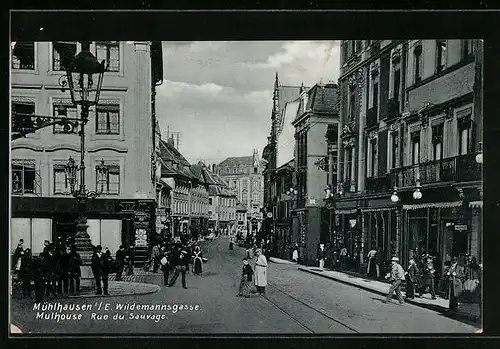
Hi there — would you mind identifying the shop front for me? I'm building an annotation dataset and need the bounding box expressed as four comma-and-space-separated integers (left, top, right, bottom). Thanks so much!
334, 198, 361, 271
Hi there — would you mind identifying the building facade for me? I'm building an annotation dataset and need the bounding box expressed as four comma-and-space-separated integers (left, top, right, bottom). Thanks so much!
291, 83, 340, 265
10, 41, 163, 260
215, 150, 264, 235
335, 39, 483, 274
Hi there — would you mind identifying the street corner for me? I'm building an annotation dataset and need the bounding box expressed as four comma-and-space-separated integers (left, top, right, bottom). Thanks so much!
67, 281, 161, 298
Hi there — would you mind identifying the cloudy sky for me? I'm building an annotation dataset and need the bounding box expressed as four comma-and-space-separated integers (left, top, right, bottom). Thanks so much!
156, 41, 340, 166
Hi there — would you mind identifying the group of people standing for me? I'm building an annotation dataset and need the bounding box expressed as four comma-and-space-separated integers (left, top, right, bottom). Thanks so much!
384, 254, 481, 311
238, 246, 268, 297
145, 239, 205, 290
11, 238, 83, 301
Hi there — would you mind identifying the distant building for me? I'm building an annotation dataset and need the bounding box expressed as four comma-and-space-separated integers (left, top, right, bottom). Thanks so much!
215, 150, 264, 234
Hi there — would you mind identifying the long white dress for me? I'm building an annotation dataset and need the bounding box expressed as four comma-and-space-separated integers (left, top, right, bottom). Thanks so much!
254, 254, 268, 287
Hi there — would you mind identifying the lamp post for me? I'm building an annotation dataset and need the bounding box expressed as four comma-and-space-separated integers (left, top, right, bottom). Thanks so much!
413, 179, 423, 200
60, 42, 106, 288
324, 185, 335, 248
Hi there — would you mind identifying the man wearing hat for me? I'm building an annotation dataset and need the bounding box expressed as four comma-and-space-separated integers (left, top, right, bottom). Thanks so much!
167, 245, 189, 289
91, 245, 110, 295
384, 256, 405, 305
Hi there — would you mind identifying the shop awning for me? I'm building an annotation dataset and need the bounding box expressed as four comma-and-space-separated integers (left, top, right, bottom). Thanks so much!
469, 201, 483, 208
361, 207, 398, 213
403, 201, 463, 210
335, 208, 358, 215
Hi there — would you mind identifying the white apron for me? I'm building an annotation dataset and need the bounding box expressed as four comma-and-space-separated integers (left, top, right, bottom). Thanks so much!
254, 254, 268, 287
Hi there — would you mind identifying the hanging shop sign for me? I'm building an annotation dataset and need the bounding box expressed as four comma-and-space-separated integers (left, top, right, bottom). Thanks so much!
454, 224, 468, 231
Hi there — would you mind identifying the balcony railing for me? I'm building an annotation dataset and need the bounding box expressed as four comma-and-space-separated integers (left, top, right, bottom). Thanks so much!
390, 154, 481, 188
386, 98, 400, 120
365, 174, 391, 194
342, 179, 356, 194
366, 107, 378, 128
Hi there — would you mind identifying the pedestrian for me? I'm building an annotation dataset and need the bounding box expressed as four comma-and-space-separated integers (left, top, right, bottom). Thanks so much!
237, 257, 254, 298
317, 244, 325, 269
42, 245, 56, 298
447, 256, 465, 312
420, 255, 437, 299
115, 245, 126, 281
366, 246, 377, 278
160, 247, 171, 286
58, 245, 71, 295
192, 245, 203, 275
19, 248, 33, 298
12, 239, 24, 273
254, 248, 268, 295
68, 245, 82, 294
292, 244, 299, 262
405, 258, 419, 300
229, 237, 234, 250
167, 247, 189, 289
91, 245, 109, 295
33, 256, 45, 302
340, 245, 348, 270
383, 256, 405, 305
151, 243, 161, 273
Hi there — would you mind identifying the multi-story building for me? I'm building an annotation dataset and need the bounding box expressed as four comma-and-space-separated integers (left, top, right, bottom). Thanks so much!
204, 166, 237, 235
235, 201, 248, 237
335, 40, 482, 273
270, 159, 296, 259
10, 41, 163, 259
215, 150, 264, 235
291, 83, 340, 264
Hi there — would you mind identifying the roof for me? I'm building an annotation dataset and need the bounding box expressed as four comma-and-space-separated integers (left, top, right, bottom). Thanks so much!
218, 156, 254, 168
307, 83, 339, 114
158, 139, 193, 180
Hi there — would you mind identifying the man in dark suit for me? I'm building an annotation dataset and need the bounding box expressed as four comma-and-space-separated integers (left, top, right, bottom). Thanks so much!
167, 245, 190, 289
91, 245, 109, 295
115, 245, 126, 281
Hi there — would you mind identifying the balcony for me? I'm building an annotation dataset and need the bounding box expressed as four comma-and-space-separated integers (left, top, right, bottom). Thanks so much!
390, 154, 481, 188
386, 98, 400, 120
365, 174, 391, 194
366, 107, 378, 128
342, 179, 357, 194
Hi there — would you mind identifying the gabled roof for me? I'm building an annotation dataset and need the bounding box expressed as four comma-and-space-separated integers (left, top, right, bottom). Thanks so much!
218, 156, 254, 167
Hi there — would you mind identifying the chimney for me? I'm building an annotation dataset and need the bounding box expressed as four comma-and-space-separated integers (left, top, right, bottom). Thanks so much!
168, 136, 175, 148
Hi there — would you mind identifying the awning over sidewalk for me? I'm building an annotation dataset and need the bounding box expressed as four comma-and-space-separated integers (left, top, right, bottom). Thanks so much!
335, 208, 358, 215
361, 207, 398, 213
403, 201, 463, 210
469, 201, 483, 208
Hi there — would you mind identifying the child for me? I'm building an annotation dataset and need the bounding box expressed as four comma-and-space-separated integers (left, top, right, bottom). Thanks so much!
237, 258, 254, 298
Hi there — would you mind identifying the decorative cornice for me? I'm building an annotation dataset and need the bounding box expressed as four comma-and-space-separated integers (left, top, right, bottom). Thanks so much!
44, 144, 79, 152
11, 143, 44, 152
88, 145, 128, 153
11, 84, 43, 90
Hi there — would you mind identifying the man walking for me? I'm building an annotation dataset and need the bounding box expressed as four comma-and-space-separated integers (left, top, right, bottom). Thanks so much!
151, 243, 161, 273
384, 256, 405, 305
115, 245, 126, 281
167, 247, 189, 289
91, 245, 109, 295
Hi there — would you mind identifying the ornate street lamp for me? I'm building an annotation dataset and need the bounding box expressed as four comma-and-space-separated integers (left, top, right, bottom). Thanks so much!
59, 42, 106, 289
391, 187, 400, 203
286, 187, 298, 196
413, 179, 423, 200
324, 185, 335, 199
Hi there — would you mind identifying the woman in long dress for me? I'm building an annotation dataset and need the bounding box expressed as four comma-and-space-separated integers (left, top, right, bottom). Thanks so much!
237, 258, 254, 297
192, 245, 203, 275
254, 248, 268, 295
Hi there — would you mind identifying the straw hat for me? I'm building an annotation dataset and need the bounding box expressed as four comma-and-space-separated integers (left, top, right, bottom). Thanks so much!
391, 256, 399, 262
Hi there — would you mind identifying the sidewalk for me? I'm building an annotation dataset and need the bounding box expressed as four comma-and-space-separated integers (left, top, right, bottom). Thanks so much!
67, 280, 160, 298
269, 257, 297, 265
297, 265, 480, 325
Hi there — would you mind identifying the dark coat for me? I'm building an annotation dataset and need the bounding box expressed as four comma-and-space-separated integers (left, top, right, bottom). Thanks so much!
116, 249, 126, 266
19, 253, 33, 279
407, 263, 419, 283
68, 251, 82, 276
242, 264, 253, 282
42, 252, 55, 274
91, 252, 109, 276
